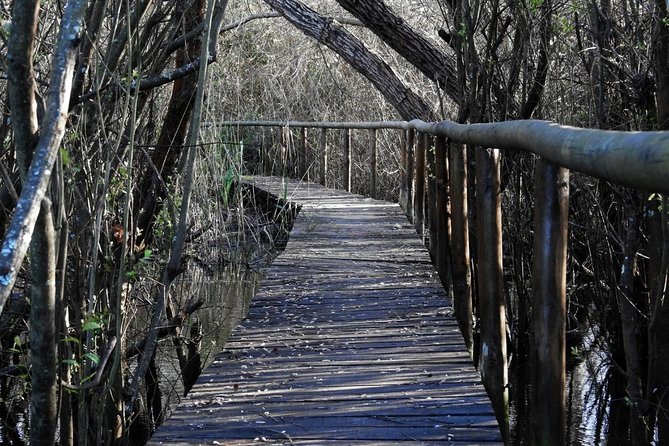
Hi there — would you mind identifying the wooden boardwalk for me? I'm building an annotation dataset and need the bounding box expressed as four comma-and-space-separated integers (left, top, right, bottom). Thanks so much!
149, 177, 502, 445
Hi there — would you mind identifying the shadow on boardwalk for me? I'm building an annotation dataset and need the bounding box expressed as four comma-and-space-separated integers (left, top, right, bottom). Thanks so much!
149, 177, 502, 445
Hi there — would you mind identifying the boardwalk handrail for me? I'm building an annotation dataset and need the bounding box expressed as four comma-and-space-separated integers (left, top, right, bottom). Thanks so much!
211, 119, 669, 193
215, 118, 668, 444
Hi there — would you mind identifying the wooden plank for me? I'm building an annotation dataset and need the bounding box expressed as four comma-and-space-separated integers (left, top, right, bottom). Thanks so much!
150, 177, 502, 445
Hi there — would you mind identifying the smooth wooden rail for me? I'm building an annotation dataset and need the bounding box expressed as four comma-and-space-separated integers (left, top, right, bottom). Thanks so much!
210, 119, 669, 194
208, 118, 669, 444
150, 177, 503, 445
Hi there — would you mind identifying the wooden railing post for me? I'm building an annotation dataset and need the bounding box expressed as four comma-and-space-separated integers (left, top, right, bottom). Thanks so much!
406, 129, 415, 222
531, 159, 569, 446
342, 128, 351, 192
414, 132, 426, 236
319, 128, 327, 187
449, 142, 473, 356
369, 128, 377, 198
475, 147, 509, 441
280, 126, 289, 178
426, 134, 437, 252
433, 135, 451, 291
399, 130, 408, 212
299, 127, 307, 179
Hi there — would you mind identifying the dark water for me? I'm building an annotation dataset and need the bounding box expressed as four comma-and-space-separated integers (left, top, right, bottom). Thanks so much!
153, 263, 262, 424
509, 324, 611, 445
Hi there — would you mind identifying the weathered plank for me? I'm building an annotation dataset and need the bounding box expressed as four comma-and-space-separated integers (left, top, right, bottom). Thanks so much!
150, 177, 502, 445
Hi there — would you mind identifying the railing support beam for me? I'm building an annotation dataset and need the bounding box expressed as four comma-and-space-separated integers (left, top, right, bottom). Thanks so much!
369, 128, 377, 198
449, 142, 473, 356
433, 136, 452, 293
299, 127, 307, 179
475, 147, 509, 441
530, 159, 569, 445
319, 128, 327, 187
414, 132, 426, 236
405, 129, 415, 222
342, 129, 351, 192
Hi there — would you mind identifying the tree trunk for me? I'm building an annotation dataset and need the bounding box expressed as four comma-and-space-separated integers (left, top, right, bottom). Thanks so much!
29, 200, 58, 445
263, 0, 434, 121
617, 194, 649, 445
335, 0, 461, 105
135, 0, 206, 245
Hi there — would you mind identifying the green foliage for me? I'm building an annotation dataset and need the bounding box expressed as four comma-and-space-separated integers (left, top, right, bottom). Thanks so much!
457, 22, 467, 38
529, 0, 544, 13
221, 166, 236, 207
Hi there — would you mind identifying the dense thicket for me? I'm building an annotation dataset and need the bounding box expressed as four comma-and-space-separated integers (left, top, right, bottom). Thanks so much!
0, 0, 666, 444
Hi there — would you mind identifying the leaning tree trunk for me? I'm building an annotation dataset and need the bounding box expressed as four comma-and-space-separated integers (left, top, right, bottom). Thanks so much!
135, 0, 206, 246
263, 0, 434, 121
334, 0, 461, 105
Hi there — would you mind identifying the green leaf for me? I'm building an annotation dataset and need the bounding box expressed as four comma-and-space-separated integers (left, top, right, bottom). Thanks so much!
61, 336, 81, 345
60, 147, 71, 166
82, 321, 102, 332
84, 352, 100, 366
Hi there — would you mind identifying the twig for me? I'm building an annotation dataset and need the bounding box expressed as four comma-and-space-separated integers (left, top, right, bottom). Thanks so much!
125, 298, 206, 360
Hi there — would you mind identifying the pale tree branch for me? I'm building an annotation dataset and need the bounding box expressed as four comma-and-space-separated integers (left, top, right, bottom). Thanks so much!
0, 0, 88, 313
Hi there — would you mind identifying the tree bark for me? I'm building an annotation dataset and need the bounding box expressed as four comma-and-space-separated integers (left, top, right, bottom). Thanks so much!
29, 199, 57, 445
7, 0, 40, 178
135, 0, 206, 245
0, 0, 87, 312
617, 195, 649, 445
335, 0, 461, 106
655, 0, 669, 130
263, 0, 434, 121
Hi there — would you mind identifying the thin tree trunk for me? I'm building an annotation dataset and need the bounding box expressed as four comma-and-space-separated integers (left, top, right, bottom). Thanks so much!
617, 194, 649, 445
29, 199, 58, 445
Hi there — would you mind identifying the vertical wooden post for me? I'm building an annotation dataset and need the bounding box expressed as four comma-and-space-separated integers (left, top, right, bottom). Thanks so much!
319, 128, 327, 187
475, 147, 508, 441
369, 128, 377, 198
280, 126, 288, 178
299, 127, 307, 179
405, 129, 415, 222
399, 130, 408, 212
342, 128, 351, 192
531, 159, 569, 446
433, 136, 452, 291
260, 130, 268, 175
414, 132, 426, 236
426, 135, 437, 252
449, 142, 472, 356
